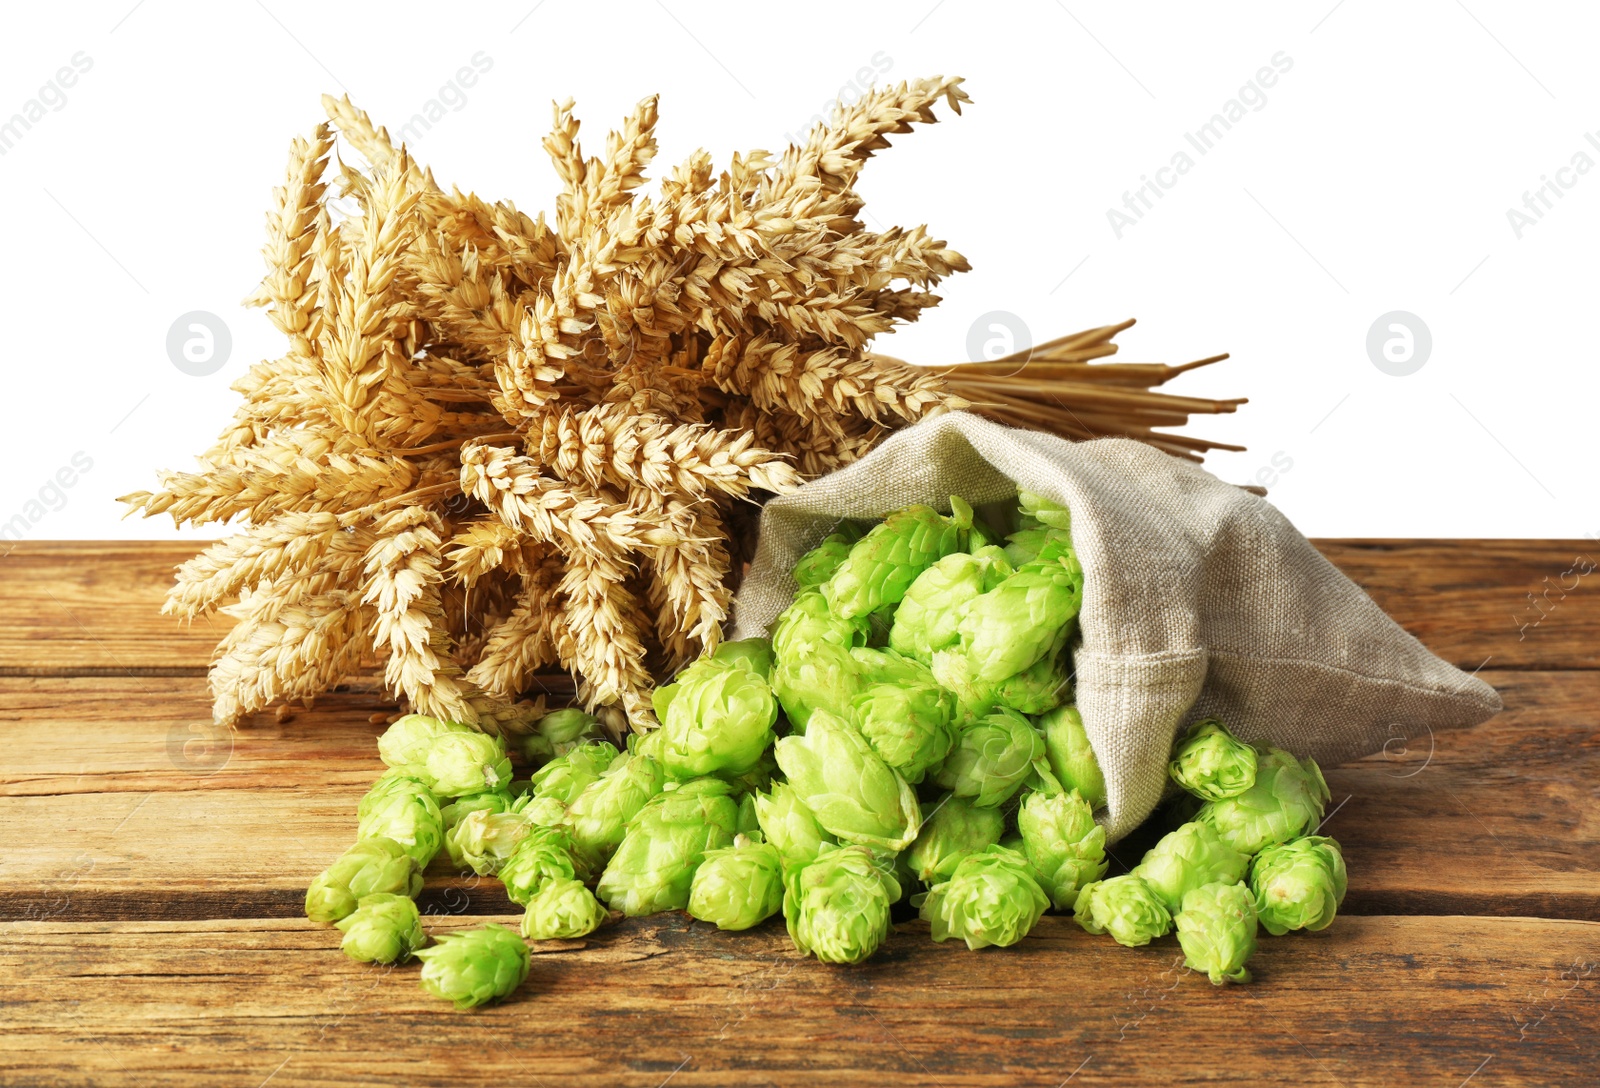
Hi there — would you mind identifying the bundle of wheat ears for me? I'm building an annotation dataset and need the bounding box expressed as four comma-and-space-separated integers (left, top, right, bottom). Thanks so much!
123, 76, 1243, 735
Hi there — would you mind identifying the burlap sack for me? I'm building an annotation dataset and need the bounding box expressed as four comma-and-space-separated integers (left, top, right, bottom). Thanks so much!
730, 412, 1502, 842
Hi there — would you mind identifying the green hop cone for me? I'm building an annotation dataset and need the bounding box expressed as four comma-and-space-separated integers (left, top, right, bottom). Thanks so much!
424, 731, 514, 796
955, 553, 1083, 683
1039, 705, 1107, 809
522, 878, 608, 940
888, 548, 1012, 664
932, 645, 1069, 719
305, 837, 423, 923
1074, 874, 1172, 947
688, 834, 785, 931
1250, 836, 1347, 935
906, 796, 1005, 884
932, 708, 1045, 809
711, 637, 776, 675
440, 790, 513, 831
773, 710, 922, 851
500, 824, 581, 904
793, 524, 865, 588
444, 810, 534, 876
1016, 789, 1108, 911
770, 586, 868, 657
1017, 490, 1072, 531
563, 752, 666, 872
357, 770, 430, 819
1175, 881, 1258, 985
783, 844, 901, 964
1195, 748, 1331, 854
849, 653, 956, 783
919, 845, 1050, 950
530, 739, 620, 805
377, 713, 470, 774
415, 924, 530, 1010
822, 499, 972, 620
753, 781, 836, 870
510, 792, 568, 827
1170, 718, 1259, 802
650, 682, 680, 723
1130, 820, 1249, 914
596, 778, 740, 916
534, 708, 604, 754
335, 893, 425, 964
357, 777, 445, 867
660, 660, 778, 779
771, 639, 861, 733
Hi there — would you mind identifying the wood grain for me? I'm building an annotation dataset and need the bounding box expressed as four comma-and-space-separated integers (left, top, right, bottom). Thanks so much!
2, 670, 1595, 921
3, 540, 1595, 673
1, 915, 1594, 1087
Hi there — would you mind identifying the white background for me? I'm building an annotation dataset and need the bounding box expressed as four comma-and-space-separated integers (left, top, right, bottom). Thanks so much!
1, 0, 1593, 541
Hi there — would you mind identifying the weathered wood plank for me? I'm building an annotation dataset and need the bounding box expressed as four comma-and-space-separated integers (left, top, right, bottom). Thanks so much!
0, 542, 225, 675
0, 915, 1594, 1087
1314, 539, 1600, 672
3, 670, 1595, 921
2, 540, 1594, 674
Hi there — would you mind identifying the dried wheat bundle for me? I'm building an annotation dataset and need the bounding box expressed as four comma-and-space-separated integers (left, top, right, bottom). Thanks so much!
122, 77, 1241, 735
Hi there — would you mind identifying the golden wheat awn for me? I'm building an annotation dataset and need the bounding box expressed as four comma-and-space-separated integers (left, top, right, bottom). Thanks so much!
122, 77, 1242, 735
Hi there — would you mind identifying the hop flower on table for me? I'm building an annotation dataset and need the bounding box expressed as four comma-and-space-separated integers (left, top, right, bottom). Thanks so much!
659, 659, 779, 779
1130, 821, 1249, 914
529, 740, 621, 805
793, 525, 865, 588
596, 778, 740, 916
423, 731, 514, 796
439, 790, 514, 832
522, 878, 609, 941
376, 713, 471, 775
335, 893, 425, 964
1016, 789, 1108, 911
1175, 881, 1258, 985
953, 552, 1083, 683
783, 844, 901, 964
1195, 748, 1331, 854
519, 708, 605, 766
905, 796, 1005, 884
931, 708, 1044, 809
1038, 706, 1106, 810
688, 835, 785, 931
752, 781, 836, 871
823, 499, 973, 620
919, 844, 1050, 950
510, 792, 568, 828
888, 547, 1011, 665
563, 752, 666, 872
416, 924, 530, 1010
709, 637, 775, 675
444, 810, 534, 876
500, 824, 582, 904
304, 837, 423, 923
1170, 718, 1259, 801
850, 650, 956, 783
1074, 874, 1172, 947
356, 777, 445, 867
1250, 836, 1347, 935
773, 709, 922, 852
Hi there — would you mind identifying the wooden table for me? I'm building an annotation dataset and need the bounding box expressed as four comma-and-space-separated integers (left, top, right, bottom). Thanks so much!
2, 540, 1596, 1086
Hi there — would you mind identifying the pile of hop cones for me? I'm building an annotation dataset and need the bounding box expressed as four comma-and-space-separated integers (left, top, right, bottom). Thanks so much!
123, 77, 1243, 736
